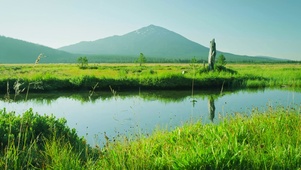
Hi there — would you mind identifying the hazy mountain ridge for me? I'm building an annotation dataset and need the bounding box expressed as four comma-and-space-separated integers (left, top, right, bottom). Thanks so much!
0, 36, 75, 63
0, 25, 288, 63
59, 25, 285, 62
59, 25, 209, 59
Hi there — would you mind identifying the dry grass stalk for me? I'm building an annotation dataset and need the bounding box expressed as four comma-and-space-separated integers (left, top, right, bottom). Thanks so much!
35, 53, 45, 65
26, 53, 45, 100
13, 79, 25, 101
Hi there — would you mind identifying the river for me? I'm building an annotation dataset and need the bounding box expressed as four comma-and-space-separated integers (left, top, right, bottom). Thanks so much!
1, 88, 300, 146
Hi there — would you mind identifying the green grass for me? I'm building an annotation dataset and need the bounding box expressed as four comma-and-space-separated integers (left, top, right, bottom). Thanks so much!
98, 106, 301, 169
0, 109, 95, 169
1, 106, 300, 169
0, 63, 300, 92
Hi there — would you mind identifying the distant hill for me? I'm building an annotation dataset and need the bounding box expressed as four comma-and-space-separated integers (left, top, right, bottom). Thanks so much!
59, 25, 209, 59
0, 36, 75, 63
59, 25, 286, 62
0, 25, 288, 63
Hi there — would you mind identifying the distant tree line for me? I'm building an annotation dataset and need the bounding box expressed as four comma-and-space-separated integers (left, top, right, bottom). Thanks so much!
76, 54, 298, 64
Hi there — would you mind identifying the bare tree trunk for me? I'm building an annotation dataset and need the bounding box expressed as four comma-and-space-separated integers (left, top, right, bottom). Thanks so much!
208, 39, 216, 70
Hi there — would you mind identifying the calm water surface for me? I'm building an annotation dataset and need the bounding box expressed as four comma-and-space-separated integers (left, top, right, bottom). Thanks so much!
1, 88, 300, 146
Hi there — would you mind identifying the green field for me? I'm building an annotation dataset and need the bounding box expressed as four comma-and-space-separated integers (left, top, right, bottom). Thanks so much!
1, 63, 301, 93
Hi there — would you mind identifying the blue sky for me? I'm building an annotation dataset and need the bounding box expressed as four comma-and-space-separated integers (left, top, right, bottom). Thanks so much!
1, 0, 300, 60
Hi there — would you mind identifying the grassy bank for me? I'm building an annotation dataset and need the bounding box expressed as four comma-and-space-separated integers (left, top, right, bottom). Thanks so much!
0, 106, 300, 169
0, 63, 300, 92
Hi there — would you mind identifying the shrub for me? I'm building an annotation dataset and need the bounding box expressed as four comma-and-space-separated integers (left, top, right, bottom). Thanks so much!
77, 56, 88, 69
149, 69, 156, 74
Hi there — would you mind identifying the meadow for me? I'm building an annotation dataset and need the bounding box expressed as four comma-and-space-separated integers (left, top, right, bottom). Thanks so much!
0, 63, 300, 93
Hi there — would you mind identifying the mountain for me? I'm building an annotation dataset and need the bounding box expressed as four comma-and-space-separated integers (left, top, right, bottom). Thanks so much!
0, 25, 287, 63
59, 25, 209, 59
0, 36, 75, 63
59, 25, 285, 62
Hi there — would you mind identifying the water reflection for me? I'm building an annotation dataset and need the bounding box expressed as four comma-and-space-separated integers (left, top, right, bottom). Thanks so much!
2, 87, 275, 104
1, 88, 300, 146
208, 96, 215, 122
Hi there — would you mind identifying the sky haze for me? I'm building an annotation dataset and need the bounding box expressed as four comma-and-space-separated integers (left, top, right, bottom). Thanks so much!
1, 0, 300, 60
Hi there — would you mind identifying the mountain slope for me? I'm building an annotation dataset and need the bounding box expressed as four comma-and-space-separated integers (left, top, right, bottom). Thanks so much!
0, 36, 75, 63
59, 25, 285, 62
1, 25, 286, 63
59, 25, 209, 59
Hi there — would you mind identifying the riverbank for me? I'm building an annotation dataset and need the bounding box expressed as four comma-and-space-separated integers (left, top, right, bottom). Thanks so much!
0, 106, 300, 169
0, 63, 300, 92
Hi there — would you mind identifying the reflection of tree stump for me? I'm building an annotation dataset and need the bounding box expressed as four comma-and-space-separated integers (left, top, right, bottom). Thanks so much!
208, 96, 215, 122
208, 39, 216, 70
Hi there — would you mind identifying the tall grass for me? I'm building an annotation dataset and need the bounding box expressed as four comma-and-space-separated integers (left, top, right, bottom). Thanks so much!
0, 109, 96, 169
1, 106, 300, 169
96, 105, 301, 169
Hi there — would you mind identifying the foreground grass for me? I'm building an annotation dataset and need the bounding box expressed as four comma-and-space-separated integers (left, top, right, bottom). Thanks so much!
0, 63, 300, 92
1, 106, 300, 169
100, 106, 301, 169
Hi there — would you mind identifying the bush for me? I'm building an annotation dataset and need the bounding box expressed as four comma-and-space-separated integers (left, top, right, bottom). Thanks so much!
77, 56, 88, 69
149, 69, 156, 74
215, 65, 226, 71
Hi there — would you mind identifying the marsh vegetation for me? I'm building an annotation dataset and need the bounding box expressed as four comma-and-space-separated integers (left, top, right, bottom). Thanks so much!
0, 63, 300, 93
0, 63, 300, 169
